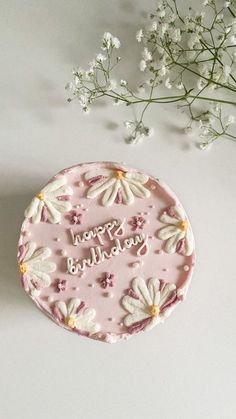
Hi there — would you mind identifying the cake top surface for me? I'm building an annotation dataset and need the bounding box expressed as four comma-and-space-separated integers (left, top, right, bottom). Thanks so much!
18, 162, 195, 343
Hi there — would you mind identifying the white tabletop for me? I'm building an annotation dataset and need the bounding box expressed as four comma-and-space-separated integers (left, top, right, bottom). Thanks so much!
0, 1, 235, 418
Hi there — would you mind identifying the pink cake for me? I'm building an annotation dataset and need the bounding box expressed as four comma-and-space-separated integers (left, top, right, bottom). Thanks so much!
17, 162, 195, 343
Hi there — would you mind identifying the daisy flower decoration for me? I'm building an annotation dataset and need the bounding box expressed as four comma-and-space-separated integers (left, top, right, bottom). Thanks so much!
84, 168, 150, 206
157, 205, 194, 256
53, 298, 101, 335
18, 241, 56, 294
122, 277, 180, 334
24, 177, 73, 224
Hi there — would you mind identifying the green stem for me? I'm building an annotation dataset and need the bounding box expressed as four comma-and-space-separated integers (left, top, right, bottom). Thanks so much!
173, 61, 236, 93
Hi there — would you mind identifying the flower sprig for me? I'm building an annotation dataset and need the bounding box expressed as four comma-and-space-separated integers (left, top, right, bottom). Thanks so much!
66, 1, 236, 149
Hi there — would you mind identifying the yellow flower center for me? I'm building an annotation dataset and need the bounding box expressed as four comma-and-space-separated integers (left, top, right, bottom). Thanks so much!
19, 262, 28, 274
115, 170, 124, 180
149, 305, 160, 317
178, 220, 188, 231
36, 192, 45, 201
66, 316, 76, 329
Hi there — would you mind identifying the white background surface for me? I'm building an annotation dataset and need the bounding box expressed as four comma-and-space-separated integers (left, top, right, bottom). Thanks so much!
0, 1, 236, 418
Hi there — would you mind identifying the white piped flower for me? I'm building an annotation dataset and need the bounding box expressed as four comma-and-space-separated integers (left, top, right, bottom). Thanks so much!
18, 241, 56, 291
122, 277, 180, 333
25, 177, 73, 224
54, 298, 100, 334
85, 168, 150, 206
158, 205, 194, 256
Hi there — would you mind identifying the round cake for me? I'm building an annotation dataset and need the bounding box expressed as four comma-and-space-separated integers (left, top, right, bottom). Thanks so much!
17, 162, 195, 343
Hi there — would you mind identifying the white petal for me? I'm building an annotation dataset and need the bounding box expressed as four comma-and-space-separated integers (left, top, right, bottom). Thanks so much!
172, 205, 186, 221
30, 271, 51, 288
87, 177, 116, 199
44, 200, 61, 223
23, 241, 37, 261
31, 288, 41, 298
46, 186, 73, 199
124, 310, 150, 327
144, 316, 160, 331
42, 177, 67, 193
132, 277, 152, 306
32, 200, 44, 224
158, 225, 179, 240
160, 213, 179, 225
184, 227, 194, 256
27, 247, 51, 262
68, 298, 81, 316
55, 301, 68, 318
29, 260, 56, 273
124, 172, 149, 184
76, 308, 101, 333
101, 181, 120, 206
24, 197, 39, 219
160, 300, 179, 318
164, 231, 185, 254
127, 181, 151, 199
154, 291, 161, 306
159, 283, 176, 308
84, 169, 113, 180
120, 179, 134, 205
122, 295, 146, 313
49, 199, 72, 213
147, 278, 160, 304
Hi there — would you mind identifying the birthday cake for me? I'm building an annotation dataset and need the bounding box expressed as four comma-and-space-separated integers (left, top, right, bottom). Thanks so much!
17, 162, 195, 343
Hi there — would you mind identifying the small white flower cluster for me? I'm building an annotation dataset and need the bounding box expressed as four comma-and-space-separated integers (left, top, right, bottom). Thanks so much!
101, 32, 121, 50
67, 0, 236, 149
184, 103, 236, 150
66, 33, 121, 114
124, 120, 154, 144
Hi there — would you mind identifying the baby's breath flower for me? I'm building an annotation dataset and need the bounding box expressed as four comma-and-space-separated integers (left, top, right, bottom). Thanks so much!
170, 28, 181, 43
157, 9, 166, 18
199, 142, 211, 150
107, 79, 117, 90
229, 35, 236, 44
216, 13, 223, 23
67, 1, 236, 149
112, 36, 121, 49
136, 29, 143, 42
102, 32, 121, 50
225, 115, 235, 125
96, 53, 107, 62
124, 120, 133, 129
142, 48, 152, 61
197, 78, 207, 90
159, 65, 167, 76
165, 78, 172, 89
159, 23, 169, 38
151, 21, 158, 31
176, 81, 184, 90
89, 60, 98, 70
139, 60, 147, 71
184, 126, 194, 136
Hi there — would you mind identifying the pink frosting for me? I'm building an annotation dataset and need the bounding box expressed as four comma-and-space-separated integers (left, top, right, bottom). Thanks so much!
17, 162, 195, 343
